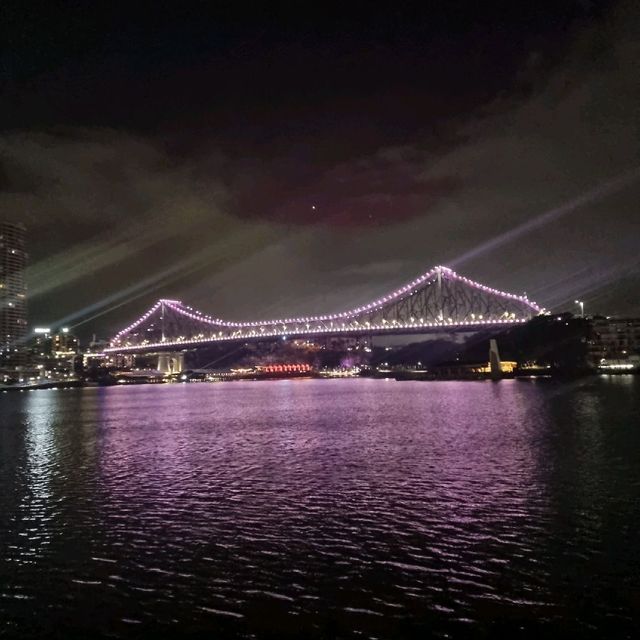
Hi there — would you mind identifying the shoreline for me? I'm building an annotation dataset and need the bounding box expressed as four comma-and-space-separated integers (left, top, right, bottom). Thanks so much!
1, 370, 637, 392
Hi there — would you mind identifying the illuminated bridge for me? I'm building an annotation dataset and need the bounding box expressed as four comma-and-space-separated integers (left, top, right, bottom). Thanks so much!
106, 266, 542, 355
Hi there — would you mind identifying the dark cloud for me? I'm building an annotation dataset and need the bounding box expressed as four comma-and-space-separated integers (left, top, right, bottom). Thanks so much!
0, 0, 638, 337
231, 147, 461, 227
0, 129, 279, 329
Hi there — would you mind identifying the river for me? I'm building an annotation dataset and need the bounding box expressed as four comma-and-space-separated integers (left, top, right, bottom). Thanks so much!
1, 377, 639, 638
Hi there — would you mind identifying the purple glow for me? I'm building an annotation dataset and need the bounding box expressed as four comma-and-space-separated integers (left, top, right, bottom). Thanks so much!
108, 266, 541, 351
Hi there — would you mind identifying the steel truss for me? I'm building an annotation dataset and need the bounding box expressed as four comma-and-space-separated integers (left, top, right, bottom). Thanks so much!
108, 266, 541, 352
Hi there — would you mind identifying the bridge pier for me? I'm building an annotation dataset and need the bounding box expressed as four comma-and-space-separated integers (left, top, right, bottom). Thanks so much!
157, 352, 185, 374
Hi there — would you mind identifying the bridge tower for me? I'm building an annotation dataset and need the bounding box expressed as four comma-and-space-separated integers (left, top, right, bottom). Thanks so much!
160, 300, 166, 342
157, 352, 185, 374
437, 265, 444, 322
489, 339, 502, 380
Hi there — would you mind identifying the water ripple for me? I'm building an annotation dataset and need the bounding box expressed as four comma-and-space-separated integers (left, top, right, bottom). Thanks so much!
1, 378, 640, 638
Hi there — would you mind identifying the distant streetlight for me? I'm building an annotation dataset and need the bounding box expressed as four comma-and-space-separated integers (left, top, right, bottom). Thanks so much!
574, 300, 584, 318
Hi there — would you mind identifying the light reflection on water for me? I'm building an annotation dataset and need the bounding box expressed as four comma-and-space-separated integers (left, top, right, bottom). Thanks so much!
1, 377, 639, 638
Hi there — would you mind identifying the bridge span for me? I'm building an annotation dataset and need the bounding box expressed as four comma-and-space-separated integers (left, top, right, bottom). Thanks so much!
106, 266, 542, 355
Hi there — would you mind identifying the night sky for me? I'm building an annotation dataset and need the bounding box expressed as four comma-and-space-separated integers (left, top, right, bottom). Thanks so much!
1, 0, 639, 338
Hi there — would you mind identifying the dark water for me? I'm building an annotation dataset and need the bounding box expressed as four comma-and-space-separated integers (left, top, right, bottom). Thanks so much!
1, 377, 640, 639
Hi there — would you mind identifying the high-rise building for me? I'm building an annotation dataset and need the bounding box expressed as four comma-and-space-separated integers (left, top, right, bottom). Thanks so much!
0, 222, 28, 371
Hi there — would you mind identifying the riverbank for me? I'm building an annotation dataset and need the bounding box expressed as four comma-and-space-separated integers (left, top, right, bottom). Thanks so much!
2, 368, 637, 392
0, 379, 84, 392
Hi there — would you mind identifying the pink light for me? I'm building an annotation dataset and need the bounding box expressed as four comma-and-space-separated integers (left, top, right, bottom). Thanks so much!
110, 265, 541, 346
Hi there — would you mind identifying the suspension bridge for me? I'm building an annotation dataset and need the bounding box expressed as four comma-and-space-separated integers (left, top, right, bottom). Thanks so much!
106, 266, 542, 356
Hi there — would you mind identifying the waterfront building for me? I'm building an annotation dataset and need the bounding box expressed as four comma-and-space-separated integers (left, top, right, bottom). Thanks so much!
0, 221, 28, 374
28, 327, 80, 380
52, 327, 79, 357
588, 316, 640, 370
